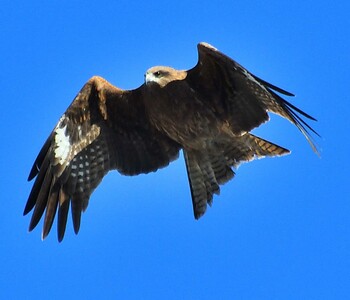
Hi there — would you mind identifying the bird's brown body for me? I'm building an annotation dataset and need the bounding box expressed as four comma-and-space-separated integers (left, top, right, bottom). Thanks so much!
145, 80, 221, 146
24, 43, 318, 241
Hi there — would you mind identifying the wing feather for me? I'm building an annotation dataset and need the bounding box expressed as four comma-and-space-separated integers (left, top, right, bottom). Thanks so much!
25, 76, 180, 241
42, 184, 59, 239
186, 42, 318, 152
57, 190, 70, 242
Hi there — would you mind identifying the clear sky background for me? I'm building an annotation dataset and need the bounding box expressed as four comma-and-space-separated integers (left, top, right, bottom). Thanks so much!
1, 0, 349, 299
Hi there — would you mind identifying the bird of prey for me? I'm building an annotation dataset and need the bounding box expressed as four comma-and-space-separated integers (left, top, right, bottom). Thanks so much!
24, 42, 318, 241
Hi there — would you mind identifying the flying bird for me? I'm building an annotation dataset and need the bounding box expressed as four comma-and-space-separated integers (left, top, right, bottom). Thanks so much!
24, 42, 318, 241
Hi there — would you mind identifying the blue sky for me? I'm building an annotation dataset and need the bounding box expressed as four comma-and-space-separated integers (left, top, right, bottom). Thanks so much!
1, 0, 349, 299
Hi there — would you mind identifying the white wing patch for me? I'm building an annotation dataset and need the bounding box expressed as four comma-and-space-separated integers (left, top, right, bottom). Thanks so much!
53, 114, 101, 169
54, 115, 70, 165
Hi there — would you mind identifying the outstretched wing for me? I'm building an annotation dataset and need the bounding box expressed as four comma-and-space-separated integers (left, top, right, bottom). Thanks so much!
24, 76, 180, 241
186, 42, 319, 153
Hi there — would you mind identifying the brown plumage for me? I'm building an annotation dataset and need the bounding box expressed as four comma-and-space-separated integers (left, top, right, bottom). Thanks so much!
24, 42, 318, 241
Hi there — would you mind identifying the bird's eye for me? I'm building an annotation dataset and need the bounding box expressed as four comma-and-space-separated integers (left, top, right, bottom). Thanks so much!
154, 71, 161, 77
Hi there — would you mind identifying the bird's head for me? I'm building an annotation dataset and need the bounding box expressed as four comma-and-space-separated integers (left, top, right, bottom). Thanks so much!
145, 66, 186, 88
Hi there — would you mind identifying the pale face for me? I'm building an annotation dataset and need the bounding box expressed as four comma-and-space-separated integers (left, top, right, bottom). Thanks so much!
145, 66, 186, 87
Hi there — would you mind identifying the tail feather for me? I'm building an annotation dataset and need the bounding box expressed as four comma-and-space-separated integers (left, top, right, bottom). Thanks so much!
223, 134, 290, 167
209, 154, 234, 185
248, 134, 290, 157
184, 150, 234, 219
184, 151, 209, 218
184, 134, 290, 219
200, 160, 220, 203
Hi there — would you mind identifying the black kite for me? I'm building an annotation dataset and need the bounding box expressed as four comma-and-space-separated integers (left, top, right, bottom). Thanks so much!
24, 43, 318, 241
